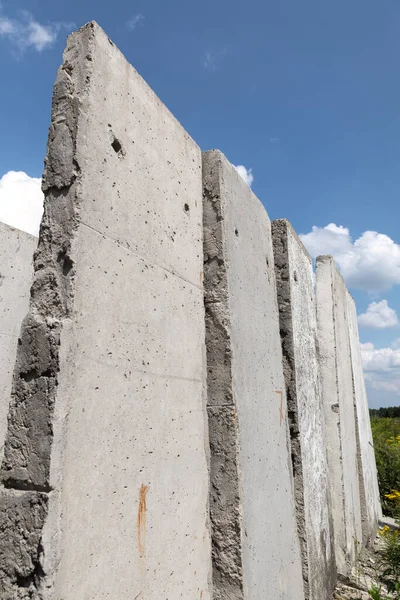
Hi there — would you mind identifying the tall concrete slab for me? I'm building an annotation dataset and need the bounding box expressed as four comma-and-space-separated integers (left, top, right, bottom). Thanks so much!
316, 256, 363, 575
272, 220, 336, 600
0, 223, 36, 463
0, 22, 211, 599
346, 291, 382, 544
203, 151, 305, 600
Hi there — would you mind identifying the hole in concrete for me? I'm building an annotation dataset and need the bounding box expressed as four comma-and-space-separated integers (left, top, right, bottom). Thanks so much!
235, 228, 239, 237
63, 256, 73, 276
293, 271, 298, 282
184, 203, 190, 213
112, 138, 122, 153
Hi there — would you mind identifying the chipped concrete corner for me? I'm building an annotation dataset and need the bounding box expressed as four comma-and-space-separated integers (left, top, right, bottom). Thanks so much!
272, 220, 336, 600
203, 150, 244, 599
0, 21, 94, 598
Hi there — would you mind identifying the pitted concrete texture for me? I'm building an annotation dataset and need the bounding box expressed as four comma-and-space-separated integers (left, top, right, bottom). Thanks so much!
272, 220, 336, 600
316, 256, 363, 575
0, 223, 36, 465
346, 291, 382, 544
203, 151, 305, 600
0, 489, 47, 598
0, 22, 211, 599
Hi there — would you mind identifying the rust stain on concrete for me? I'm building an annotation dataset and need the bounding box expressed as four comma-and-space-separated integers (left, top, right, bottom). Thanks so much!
137, 483, 150, 556
275, 390, 284, 426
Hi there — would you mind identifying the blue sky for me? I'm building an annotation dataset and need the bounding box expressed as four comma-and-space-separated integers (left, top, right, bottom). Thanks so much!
1, 0, 400, 407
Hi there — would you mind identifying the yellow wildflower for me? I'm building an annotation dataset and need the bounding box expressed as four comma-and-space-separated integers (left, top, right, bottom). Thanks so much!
385, 489, 400, 500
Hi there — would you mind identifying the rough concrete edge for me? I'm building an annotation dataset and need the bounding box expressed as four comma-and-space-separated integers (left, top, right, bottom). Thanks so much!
330, 257, 364, 564
202, 149, 244, 599
0, 21, 96, 598
316, 255, 348, 576
276, 218, 313, 265
272, 219, 310, 600
346, 292, 369, 546
346, 291, 378, 547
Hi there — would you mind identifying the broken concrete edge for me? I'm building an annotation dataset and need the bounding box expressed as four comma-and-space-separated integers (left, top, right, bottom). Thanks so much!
271, 219, 310, 599
330, 260, 363, 565
202, 149, 245, 598
346, 290, 381, 545
0, 489, 48, 597
316, 255, 364, 573
0, 22, 96, 597
347, 292, 369, 546
315, 255, 348, 576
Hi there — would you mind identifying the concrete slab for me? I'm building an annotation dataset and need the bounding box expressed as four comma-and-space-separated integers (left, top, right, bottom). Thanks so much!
346, 291, 382, 544
203, 151, 305, 600
0, 22, 211, 599
272, 220, 336, 600
0, 222, 36, 464
316, 256, 363, 574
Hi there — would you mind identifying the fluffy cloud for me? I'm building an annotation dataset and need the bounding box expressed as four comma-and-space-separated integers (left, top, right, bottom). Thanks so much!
127, 14, 144, 30
0, 171, 44, 236
358, 300, 399, 329
0, 11, 73, 53
361, 342, 400, 395
203, 46, 229, 71
300, 223, 400, 292
234, 165, 254, 187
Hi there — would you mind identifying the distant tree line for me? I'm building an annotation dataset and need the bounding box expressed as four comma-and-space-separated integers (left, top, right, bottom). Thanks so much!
370, 406, 400, 419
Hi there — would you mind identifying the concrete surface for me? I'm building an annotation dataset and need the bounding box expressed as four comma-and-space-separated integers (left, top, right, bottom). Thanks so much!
0, 222, 36, 465
203, 151, 305, 600
0, 22, 211, 599
272, 220, 336, 600
346, 291, 382, 543
316, 256, 363, 575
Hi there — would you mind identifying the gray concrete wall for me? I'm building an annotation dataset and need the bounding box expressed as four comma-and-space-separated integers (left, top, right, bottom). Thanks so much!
0, 223, 36, 464
346, 291, 382, 544
272, 220, 336, 600
203, 152, 304, 600
0, 22, 212, 600
316, 256, 363, 575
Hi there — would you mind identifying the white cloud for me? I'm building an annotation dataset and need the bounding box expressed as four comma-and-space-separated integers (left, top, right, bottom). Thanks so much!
361, 342, 400, 395
358, 300, 399, 329
127, 14, 144, 30
0, 171, 44, 236
203, 47, 228, 71
0, 11, 73, 53
203, 51, 216, 71
300, 223, 400, 292
234, 165, 254, 187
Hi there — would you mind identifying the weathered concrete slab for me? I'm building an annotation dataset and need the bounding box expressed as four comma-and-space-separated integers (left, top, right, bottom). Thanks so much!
316, 256, 363, 574
0, 22, 211, 599
0, 223, 36, 464
272, 220, 336, 600
346, 291, 382, 544
203, 151, 305, 600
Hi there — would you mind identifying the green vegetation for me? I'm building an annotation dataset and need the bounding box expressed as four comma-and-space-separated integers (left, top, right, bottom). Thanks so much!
370, 408, 400, 419
370, 416, 400, 515
368, 410, 400, 598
